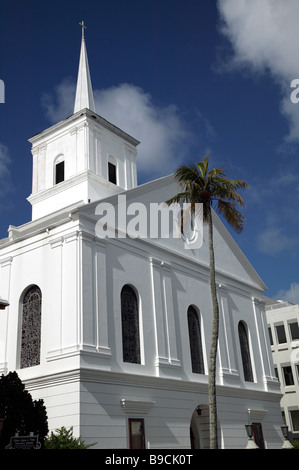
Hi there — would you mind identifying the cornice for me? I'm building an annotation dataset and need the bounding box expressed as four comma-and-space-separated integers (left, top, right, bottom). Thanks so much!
29, 109, 140, 148
27, 171, 90, 204
22, 366, 282, 403
121, 399, 155, 414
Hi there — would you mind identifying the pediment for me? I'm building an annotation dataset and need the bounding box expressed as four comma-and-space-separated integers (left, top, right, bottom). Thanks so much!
81, 174, 266, 291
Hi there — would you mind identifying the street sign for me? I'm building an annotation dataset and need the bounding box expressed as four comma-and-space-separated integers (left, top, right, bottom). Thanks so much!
9, 435, 41, 449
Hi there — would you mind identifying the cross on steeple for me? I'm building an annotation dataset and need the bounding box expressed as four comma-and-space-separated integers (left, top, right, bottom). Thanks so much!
79, 21, 86, 39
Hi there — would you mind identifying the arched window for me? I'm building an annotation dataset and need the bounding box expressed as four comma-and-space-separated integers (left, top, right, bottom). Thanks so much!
238, 321, 254, 382
20, 286, 42, 369
121, 285, 140, 364
188, 305, 204, 374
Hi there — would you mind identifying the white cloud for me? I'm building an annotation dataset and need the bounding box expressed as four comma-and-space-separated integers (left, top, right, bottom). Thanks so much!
42, 80, 190, 180
95, 83, 190, 179
257, 225, 299, 255
251, 169, 299, 255
41, 77, 76, 123
274, 282, 299, 304
0, 143, 10, 178
217, 0, 299, 141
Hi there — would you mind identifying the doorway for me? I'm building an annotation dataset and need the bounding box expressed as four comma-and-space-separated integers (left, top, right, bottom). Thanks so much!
190, 404, 210, 449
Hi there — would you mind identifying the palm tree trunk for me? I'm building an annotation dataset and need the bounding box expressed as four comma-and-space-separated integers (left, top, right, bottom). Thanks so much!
207, 207, 219, 449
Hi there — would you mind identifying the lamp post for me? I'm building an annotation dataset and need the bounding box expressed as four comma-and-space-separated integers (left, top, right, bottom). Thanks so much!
245, 424, 259, 449
281, 425, 294, 449
0, 298, 9, 310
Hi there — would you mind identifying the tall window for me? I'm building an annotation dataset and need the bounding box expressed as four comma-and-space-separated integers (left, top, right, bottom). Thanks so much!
289, 322, 299, 340
283, 365, 294, 386
276, 324, 287, 344
20, 286, 42, 369
54, 155, 65, 184
268, 327, 273, 345
238, 321, 254, 382
108, 162, 117, 185
121, 285, 140, 364
187, 306, 204, 374
290, 410, 299, 432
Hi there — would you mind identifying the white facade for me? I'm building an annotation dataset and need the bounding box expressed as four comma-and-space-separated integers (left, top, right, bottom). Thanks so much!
266, 299, 299, 441
0, 31, 284, 449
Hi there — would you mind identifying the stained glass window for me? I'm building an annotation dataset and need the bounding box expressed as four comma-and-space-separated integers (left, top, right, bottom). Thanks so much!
121, 285, 140, 364
187, 306, 204, 374
238, 321, 253, 382
20, 286, 42, 369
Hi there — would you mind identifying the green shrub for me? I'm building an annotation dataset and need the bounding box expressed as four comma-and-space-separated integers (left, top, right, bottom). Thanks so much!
44, 426, 95, 449
291, 440, 299, 449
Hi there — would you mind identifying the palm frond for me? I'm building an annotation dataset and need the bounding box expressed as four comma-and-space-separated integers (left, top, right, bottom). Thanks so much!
165, 191, 192, 206
212, 180, 248, 207
196, 155, 210, 179
168, 155, 248, 233
216, 199, 246, 233
174, 164, 201, 184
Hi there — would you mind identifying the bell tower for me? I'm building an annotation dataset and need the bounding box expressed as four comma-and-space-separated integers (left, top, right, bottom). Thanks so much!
27, 22, 139, 221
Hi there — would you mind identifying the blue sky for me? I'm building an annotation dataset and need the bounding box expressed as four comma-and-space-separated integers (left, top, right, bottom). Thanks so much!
0, 0, 299, 302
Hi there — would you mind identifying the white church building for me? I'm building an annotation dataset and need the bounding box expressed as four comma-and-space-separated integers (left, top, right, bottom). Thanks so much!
0, 27, 283, 449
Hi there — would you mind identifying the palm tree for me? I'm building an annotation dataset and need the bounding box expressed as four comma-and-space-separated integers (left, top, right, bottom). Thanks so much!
165, 155, 248, 449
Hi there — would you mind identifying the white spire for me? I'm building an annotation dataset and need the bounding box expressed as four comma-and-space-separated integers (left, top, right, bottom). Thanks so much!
74, 21, 96, 113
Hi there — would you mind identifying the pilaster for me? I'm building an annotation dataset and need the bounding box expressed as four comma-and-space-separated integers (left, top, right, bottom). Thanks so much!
217, 283, 240, 385
94, 239, 111, 359
150, 258, 181, 375
0, 257, 13, 374
252, 296, 278, 390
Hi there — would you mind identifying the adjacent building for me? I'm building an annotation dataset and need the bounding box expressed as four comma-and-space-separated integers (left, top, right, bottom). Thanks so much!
265, 298, 299, 441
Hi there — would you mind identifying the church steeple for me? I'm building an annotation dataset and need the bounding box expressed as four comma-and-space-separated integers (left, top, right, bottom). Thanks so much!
28, 22, 139, 221
74, 21, 96, 113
